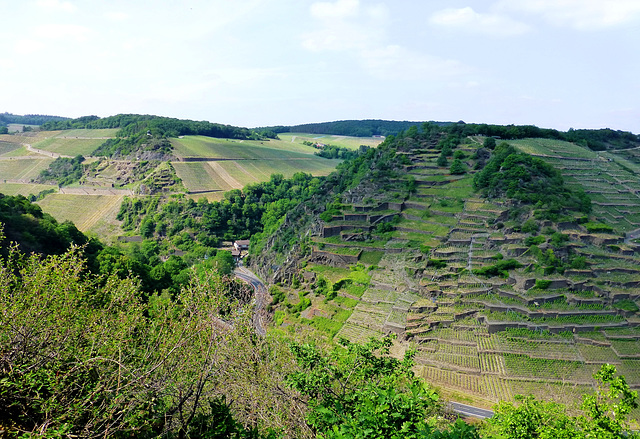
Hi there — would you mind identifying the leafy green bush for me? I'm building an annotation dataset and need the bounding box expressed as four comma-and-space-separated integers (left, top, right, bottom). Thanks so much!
525, 235, 546, 246
427, 258, 447, 269
535, 279, 552, 289
472, 259, 522, 277
522, 219, 540, 233
449, 158, 467, 175
584, 222, 614, 234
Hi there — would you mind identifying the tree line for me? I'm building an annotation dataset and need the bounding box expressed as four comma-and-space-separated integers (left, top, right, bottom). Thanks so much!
259, 119, 640, 151
0, 112, 69, 126
41, 114, 274, 141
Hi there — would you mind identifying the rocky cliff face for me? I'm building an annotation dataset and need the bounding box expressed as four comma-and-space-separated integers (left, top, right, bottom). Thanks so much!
249, 194, 326, 285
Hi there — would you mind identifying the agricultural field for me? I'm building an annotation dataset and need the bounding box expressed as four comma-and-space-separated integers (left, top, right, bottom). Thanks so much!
172, 135, 342, 200
0, 158, 53, 180
36, 193, 125, 237
0, 183, 55, 197
278, 133, 384, 150
54, 129, 119, 138
0, 141, 21, 156
30, 137, 105, 157
509, 138, 640, 232
171, 136, 321, 159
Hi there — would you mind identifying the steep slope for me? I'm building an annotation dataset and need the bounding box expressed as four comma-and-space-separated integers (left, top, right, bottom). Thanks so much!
255, 129, 640, 411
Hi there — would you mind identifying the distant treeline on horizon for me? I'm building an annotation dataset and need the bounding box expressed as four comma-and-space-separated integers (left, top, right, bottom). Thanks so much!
2, 112, 639, 151
261, 119, 640, 151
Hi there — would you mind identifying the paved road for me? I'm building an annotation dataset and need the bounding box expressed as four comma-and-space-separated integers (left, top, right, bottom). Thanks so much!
449, 402, 494, 419
234, 266, 268, 336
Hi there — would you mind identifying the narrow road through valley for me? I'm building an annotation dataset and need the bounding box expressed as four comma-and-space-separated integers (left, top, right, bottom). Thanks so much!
449, 402, 494, 419
234, 266, 268, 336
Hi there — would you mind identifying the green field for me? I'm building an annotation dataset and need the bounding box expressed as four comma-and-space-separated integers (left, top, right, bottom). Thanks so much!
0, 141, 21, 157
31, 137, 106, 157
172, 135, 342, 199
0, 158, 53, 180
279, 133, 383, 150
0, 183, 55, 196
172, 162, 224, 192
36, 193, 125, 236
510, 138, 598, 159
54, 129, 119, 138
172, 136, 321, 159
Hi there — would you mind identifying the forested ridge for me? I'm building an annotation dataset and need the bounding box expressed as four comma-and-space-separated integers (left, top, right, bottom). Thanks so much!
262, 119, 639, 151
0, 112, 69, 126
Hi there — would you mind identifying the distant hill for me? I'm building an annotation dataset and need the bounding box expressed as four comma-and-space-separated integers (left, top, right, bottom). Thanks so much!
258, 119, 449, 137
0, 112, 69, 126
260, 120, 640, 151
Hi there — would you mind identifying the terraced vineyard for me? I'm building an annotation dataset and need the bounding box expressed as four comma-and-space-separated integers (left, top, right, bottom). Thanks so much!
297, 135, 640, 410
509, 138, 640, 232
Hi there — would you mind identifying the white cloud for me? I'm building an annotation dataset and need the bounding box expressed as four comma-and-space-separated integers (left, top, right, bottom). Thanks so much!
104, 11, 130, 22
0, 58, 16, 69
303, 1, 466, 82
302, 0, 387, 52
14, 39, 46, 54
33, 24, 91, 42
497, 0, 640, 30
36, 0, 76, 13
302, 22, 376, 52
310, 0, 359, 20
429, 7, 530, 36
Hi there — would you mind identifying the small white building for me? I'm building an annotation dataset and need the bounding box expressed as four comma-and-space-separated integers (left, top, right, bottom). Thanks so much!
234, 239, 250, 252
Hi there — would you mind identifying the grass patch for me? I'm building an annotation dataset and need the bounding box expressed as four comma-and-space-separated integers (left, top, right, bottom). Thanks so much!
359, 250, 384, 265
333, 296, 359, 308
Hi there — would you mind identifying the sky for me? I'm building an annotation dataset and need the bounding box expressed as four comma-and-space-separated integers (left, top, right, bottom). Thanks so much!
1, 0, 639, 132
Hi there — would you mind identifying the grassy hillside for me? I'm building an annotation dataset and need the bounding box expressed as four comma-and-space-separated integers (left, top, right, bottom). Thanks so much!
508, 138, 640, 232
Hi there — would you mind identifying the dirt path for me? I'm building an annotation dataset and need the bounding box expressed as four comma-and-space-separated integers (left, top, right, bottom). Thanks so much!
24, 144, 73, 159
58, 187, 134, 196
207, 161, 243, 189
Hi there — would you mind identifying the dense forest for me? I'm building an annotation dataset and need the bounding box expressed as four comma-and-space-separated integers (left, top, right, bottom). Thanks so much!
259, 119, 450, 137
